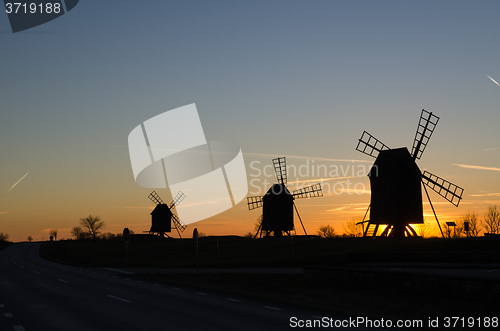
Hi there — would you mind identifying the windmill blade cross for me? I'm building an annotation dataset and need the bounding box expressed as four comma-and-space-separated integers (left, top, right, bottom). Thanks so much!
411, 109, 439, 160
272, 157, 287, 185
356, 131, 390, 158
247, 196, 263, 210
171, 214, 187, 232
292, 183, 323, 199
170, 191, 186, 209
421, 171, 463, 207
148, 191, 165, 205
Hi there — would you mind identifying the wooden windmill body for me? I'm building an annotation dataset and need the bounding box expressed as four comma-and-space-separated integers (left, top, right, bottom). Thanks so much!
262, 183, 295, 235
150, 204, 173, 234
147, 191, 187, 238
356, 110, 464, 238
247, 157, 323, 237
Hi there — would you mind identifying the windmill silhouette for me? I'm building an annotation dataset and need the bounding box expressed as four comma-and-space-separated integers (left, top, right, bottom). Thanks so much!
148, 191, 187, 238
356, 110, 464, 238
247, 157, 323, 237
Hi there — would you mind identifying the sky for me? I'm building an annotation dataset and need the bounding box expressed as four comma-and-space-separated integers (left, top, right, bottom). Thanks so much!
1, 0, 500, 241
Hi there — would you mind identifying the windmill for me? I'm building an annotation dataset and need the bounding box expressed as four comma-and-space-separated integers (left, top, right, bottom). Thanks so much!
148, 191, 187, 238
247, 157, 323, 237
355, 109, 464, 238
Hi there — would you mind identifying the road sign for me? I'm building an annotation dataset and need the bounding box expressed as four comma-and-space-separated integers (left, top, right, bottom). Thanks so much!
193, 228, 199, 273
123, 228, 131, 243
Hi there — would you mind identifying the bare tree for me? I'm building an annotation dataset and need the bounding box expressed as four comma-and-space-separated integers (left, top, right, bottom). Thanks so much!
453, 221, 464, 238
457, 212, 481, 237
79, 215, 105, 241
49, 229, 58, 241
100, 232, 117, 240
251, 215, 263, 238
317, 224, 337, 238
342, 216, 364, 237
71, 226, 89, 240
483, 205, 500, 235
27, 236, 33, 242
414, 220, 432, 238
0, 232, 9, 242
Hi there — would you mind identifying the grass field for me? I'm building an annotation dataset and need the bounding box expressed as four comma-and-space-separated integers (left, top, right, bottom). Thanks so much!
39, 235, 500, 323
40, 234, 500, 268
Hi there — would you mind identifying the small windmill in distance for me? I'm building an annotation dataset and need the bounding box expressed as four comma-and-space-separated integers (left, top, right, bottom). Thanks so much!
355, 109, 464, 238
247, 157, 323, 237
147, 191, 187, 238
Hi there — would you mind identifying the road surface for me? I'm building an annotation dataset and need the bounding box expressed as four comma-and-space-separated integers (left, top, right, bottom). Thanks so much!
0, 243, 348, 331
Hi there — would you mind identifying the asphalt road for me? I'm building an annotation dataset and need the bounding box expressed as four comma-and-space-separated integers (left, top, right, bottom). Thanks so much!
0, 243, 353, 331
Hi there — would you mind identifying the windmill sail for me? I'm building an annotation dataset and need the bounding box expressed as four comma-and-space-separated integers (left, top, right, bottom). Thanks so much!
411, 110, 439, 160
148, 191, 164, 205
247, 196, 263, 210
292, 184, 323, 199
356, 131, 390, 158
272, 157, 287, 185
171, 214, 187, 232
421, 171, 463, 207
170, 191, 186, 209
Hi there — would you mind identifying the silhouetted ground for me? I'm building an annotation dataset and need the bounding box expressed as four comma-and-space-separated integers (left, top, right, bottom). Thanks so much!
0, 241, 12, 252
40, 234, 500, 268
40, 235, 500, 324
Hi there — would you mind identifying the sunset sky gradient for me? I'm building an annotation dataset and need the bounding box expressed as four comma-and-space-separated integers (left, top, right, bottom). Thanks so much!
1, 1, 500, 241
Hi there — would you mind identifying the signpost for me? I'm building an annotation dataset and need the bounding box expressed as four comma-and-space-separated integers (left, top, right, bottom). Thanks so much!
123, 228, 131, 267
445, 222, 457, 238
193, 228, 199, 273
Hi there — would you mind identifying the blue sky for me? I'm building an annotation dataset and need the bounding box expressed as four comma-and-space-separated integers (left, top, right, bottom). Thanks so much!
1, 1, 500, 240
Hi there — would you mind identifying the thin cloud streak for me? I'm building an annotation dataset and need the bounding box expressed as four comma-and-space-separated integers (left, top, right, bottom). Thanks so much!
487, 75, 500, 87
7, 173, 29, 193
244, 152, 372, 163
470, 193, 500, 197
323, 188, 371, 196
454, 164, 500, 172
287, 176, 358, 185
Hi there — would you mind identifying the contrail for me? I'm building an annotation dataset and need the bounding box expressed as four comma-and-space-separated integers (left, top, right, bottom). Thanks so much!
454, 164, 500, 172
487, 75, 500, 87
7, 173, 28, 193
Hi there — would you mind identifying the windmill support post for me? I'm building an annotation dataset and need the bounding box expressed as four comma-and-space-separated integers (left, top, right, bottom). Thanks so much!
358, 204, 371, 236
423, 182, 445, 238
293, 202, 308, 236
254, 221, 262, 239
125, 242, 128, 268
361, 204, 370, 234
